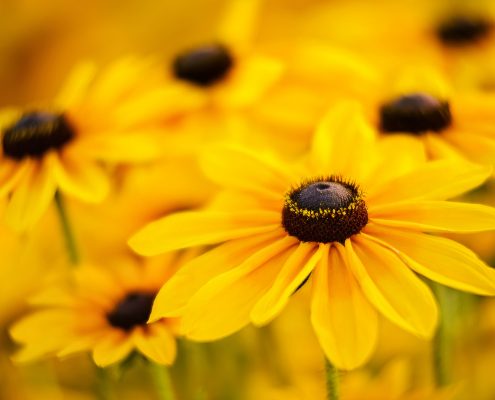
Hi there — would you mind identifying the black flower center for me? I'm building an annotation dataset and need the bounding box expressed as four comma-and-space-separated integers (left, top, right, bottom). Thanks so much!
282, 177, 368, 244
2, 112, 75, 160
379, 93, 452, 135
437, 16, 492, 46
173, 44, 234, 86
107, 292, 156, 331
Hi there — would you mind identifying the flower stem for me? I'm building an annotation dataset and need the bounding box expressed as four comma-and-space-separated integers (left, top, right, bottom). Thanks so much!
95, 367, 113, 400
432, 283, 457, 387
325, 358, 340, 400
148, 362, 175, 400
54, 191, 80, 265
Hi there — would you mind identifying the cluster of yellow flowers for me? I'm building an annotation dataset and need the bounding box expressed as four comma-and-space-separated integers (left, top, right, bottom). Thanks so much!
4, 0, 495, 399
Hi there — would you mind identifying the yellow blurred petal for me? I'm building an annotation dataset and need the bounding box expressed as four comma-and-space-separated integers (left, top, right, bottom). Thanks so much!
310, 101, 376, 180
182, 237, 297, 341
200, 144, 292, 197
443, 131, 495, 165
55, 61, 97, 109
5, 160, 57, 231
92, 331, 134, 367
423, 133, 467, 161
149, 230, 285, 320
347, 236, 438, 338
216, 55, 284, 108
311, 244, 378, 370
392, 66, 451, 99
217, 0, 262, 50
367, 160, 491, 204
129, 210, 281, 256
364, 226, 495, 295
134, 325, 176, 365
370, 201, 495, 233
251, 242, 322, 325
47, 153, 110, 203
0, 159, 31, 197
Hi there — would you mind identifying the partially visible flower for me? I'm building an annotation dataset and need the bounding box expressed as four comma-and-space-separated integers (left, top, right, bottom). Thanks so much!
10, 254, 183, 367
130, 102, 495, 370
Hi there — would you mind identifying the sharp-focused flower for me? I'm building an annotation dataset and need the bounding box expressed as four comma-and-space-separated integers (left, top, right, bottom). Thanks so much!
0, 57, 204, 231
129, 102, 495, 370
10, 255, 182, 367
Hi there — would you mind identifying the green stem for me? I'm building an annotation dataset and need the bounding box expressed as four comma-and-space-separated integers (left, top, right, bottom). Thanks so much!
95, 367, 112, 400
432, 283, 458, 387
54, 191, 80, 265
325, 358, 340, 400
148, 362, 175, 400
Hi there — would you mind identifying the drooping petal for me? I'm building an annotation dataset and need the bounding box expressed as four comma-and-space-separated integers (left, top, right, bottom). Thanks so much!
370, 201, 495, 233
5, 160, 57, 231
310, 101, 376, 181
149, 230, 287, 321
251, 242, 323, 325
363, 225, 495, 295
346, 236, 438, 338
181, 237, 297, 341
310, 244, 378, 370
367, 160, 491, 205
47, 152, 110, 203
134, 324, 177, 365
92, 331, 134, 367
129, 210, 281, 256
55, 61, 97, 109
0, 159, 31, 197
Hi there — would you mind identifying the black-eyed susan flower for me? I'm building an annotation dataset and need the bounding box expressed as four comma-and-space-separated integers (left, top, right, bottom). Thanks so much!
0, 57, 203, 231
10, 254, 182, 367
129, 102, 495, 370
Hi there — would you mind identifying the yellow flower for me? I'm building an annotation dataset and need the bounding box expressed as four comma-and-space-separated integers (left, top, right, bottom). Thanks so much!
10, 255, 182, 367
130, 102, 495, 370
0, 57, 202, 231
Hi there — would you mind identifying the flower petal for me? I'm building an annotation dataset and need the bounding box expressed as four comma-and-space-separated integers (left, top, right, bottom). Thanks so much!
370, 201, 495, 233
47, 153, 110, 203
367, 160, 491, 205
149, 230, 286, 321
310, 244, 378, 370
181, 237, 297, 341
129, 210, 281, 256
251, 242, 323, 325
134, 324, 177, 365
346, 236, 438, 338
0, 159, 31, 197
55, 61, 97, 108
92, 331, 134, 367
364, 225, 495, 295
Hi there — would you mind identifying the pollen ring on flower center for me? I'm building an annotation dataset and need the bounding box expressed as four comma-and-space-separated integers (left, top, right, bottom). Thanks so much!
282, 176, 368, 244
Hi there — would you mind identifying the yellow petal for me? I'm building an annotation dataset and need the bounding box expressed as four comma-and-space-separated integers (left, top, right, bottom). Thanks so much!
217, 0, 261, 50
443, 131, 495, 165
310, 244, 378, 370
149, 230, 285, 321
364, 226, 495, 295
129, 210, 281, 256
5, 160, 57, 231
310, 101, 376, 180
251, 242, 323, 325
367, 160, 491, 205
92, 331, 134, 367
392, 66, 451, 99
370, 201, 495, 233
55, 61, 97, 109
347, 236, 438, 338
47, 153, 110, 203
423, 133, 468, 161
200, 145, 292, 198
0, 159, 31, 197
134, 325, 176, 365
181, 237, 297, 341
216, 55, 284, 109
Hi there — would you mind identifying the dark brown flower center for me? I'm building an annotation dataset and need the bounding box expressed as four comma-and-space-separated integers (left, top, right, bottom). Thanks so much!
379, 93, 452, 135
437, 16, 492, 46
107, 292, 156, 331
282, 177, 368, 244
2, 112, 75, 160
173, 44, 234, 86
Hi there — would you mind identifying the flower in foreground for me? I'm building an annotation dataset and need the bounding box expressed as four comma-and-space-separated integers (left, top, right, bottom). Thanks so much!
10, 255, 181, 367
130, 102, 495, 370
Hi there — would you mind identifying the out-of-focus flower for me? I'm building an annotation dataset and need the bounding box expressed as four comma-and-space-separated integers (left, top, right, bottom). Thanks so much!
10, 254, 184, 367
0, 57, 203, 231
130, 102, 495, 370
